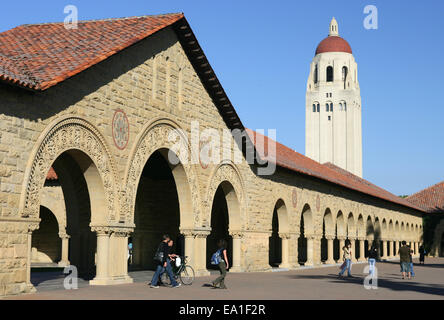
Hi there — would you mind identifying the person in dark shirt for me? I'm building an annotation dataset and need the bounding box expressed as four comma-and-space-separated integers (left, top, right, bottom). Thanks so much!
419, 245, 426, 265
398, 241, 411, 280
150, 234, 181, 288
211, 239, 229, 289
368, 242, 378, 275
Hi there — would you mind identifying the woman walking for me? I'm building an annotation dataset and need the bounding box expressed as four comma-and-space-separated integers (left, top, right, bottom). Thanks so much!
338, 240, 353, 278
211, 239, 229, 289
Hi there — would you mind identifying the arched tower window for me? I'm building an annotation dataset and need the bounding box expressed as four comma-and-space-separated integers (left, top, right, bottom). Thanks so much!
326, 66, 333, 82
330, 103, 333, 112
342, 66, 348, 89
317, 103, 320, 112
314, 64, 318, 84
313, 104, 316, 112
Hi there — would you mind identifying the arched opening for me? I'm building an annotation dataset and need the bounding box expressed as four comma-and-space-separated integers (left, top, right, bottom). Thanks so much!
326, 66, 334, 82
322, 209, 333, 262
298, 205, 313, 265
314, 64, 318, 84
132, 149, 188, 271
342, 66, 348, 89
30, 150, 101, 285
366, 217, 374, 257
269, 207, 281, 267
334, 211, 346, 261
207, 181, 240, 270
31, 206, 61, 264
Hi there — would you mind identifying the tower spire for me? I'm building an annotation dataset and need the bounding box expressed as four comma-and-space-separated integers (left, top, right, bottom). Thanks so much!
329, 17, 339, 36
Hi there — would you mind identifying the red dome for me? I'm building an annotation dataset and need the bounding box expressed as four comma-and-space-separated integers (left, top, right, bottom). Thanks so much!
315, 36, 352, 55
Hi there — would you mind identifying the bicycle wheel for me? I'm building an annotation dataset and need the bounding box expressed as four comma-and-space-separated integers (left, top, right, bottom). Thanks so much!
179, 265, 195, 285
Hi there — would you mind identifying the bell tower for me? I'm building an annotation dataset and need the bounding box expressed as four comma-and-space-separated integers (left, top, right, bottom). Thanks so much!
305, 18, 363, 177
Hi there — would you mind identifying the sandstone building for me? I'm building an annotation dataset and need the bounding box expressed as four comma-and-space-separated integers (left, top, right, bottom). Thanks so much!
0, 13, 424, 297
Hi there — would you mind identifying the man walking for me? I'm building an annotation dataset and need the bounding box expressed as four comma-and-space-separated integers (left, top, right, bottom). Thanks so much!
398, 241, 411, 280
150, 234, 181, 288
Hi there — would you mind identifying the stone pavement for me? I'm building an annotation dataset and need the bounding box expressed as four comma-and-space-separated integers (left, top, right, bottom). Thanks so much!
5, 258, 444, 300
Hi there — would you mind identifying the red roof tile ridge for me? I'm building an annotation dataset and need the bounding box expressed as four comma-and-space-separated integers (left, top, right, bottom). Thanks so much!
406, 180, 444, 200
18, 13, 184, 27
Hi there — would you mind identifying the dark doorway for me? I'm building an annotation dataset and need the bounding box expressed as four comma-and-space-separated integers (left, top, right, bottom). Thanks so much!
207, 185, 233, 270
132, 151, 182, 271
269, 207, 281, 267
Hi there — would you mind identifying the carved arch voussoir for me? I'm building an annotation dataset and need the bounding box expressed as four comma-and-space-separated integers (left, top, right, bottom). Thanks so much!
20, 117, 119, 221
123, 119, 201, 225
203, 161, 245, 229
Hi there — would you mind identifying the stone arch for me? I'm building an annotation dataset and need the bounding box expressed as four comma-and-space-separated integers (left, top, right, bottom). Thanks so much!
20, 116, 118, 223
395, 221, 400, 239
357, 214, 365, 238
205, 161, 245, 232
388, 220, 394, 239
323, 208, 334, 236
269, 199, 290, 267
381, 218, 388, 239
124, 118, 201, 228
366, 216, 374, 239
336, 211, 346, 238
347, 212, 356, 239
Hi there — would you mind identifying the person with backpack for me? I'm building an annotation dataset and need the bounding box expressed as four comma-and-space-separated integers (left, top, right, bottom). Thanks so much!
150, 234, 181, 288
408, 245, 415, 277
368, 242, 378, 276
338, 240, 353, 278
211, 239, 229, 289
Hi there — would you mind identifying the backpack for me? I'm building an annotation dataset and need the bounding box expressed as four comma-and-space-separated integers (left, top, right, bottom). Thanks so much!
211, 249, 222, 265
153, 243, 164, 262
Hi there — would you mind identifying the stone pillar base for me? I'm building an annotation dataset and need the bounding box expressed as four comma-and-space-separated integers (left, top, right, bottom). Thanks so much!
90, 275, 133, 286
195, 269, 211, 277
58, 261, 70, 267
358, 257, 366, 262
304, 261, 314, 267
324, 259, 336, 265
26, 283, 37, 293
229, 266, 243, 273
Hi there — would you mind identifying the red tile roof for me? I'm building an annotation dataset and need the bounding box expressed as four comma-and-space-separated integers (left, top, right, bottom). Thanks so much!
46, 167, 58, 180
315, 36, 352, 55
406, 181, 444, 213
246, 129, 424, 213
0, 13, 184, 90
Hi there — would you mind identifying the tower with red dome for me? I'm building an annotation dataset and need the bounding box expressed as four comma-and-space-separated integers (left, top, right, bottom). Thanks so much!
305, 17, 362, 177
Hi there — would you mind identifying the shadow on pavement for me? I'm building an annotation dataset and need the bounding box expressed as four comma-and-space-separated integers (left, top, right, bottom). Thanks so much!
286, 272, 444, 297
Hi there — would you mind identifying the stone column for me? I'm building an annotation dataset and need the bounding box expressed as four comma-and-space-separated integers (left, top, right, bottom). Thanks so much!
358, 237, 366, 262
414, 242, 419, 256
26, 223, 39, 293
380, 240, 387, 260
90, 227, 111, 285
325, 236, 335, 264
194, 231, 210, 276
305, 235, 315, 266
337, 237, 345, 262
230, 232, 243, 272
58, 232, 70, 267
279, 233, 291, 269
288, 233, 300, 268
349, 237, 357, 263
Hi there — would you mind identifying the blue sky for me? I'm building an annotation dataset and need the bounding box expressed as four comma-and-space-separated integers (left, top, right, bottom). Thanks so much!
1, 0, 443, 196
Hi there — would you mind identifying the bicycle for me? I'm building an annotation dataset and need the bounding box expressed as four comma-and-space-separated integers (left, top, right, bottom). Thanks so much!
161, 256, 195, 285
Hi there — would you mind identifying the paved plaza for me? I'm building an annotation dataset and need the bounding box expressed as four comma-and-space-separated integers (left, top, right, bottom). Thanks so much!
4, 257, 444, 300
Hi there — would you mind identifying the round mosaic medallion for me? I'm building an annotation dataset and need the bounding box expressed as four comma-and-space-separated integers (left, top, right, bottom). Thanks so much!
199, 139, 211, 169
292, 189, 298, 208
112, 109, 129, 150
